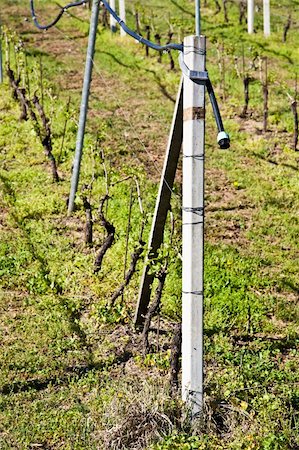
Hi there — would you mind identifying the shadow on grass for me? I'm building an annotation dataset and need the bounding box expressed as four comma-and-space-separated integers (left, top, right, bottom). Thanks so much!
98, 50, 136, 69
169, 0, 194, 17
97, 49, 176, 103
254, 41, 293, 65
232, 333, 298, 353
254, 153, 299, 172
0, 351, 133, 395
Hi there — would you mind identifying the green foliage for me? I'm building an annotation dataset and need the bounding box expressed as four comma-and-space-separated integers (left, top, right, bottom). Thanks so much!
0, 0, 298, 448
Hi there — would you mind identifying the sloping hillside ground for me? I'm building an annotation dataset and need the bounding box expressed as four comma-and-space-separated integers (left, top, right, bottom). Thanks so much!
0, 0, 299, 448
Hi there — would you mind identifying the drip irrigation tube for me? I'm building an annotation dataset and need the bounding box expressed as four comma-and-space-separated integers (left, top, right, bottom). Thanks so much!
100, 0, 183, 52
30, 0, 183, 51
30, 0, 89, 31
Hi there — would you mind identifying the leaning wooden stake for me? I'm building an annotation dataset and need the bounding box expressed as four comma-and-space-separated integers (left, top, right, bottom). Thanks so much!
134, 80, 183, 328
182, 35, 205, 418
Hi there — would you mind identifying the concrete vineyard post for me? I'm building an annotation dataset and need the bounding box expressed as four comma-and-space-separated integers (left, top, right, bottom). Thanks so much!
182, 35, 205, 417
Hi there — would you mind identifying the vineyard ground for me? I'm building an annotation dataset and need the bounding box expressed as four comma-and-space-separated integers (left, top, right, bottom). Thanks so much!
0, 0, 299, 448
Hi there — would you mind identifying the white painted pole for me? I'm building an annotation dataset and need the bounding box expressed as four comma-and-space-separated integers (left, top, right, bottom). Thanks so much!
182, 35, 205, 418
247, 0, 254, 34
119, 0, 126, 37
109, 0, 117, 33
263, 0, 270, 37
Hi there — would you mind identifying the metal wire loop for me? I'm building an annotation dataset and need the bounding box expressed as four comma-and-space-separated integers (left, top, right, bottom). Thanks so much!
183, 154, 204, 160
30, 0, 89, 31
182, 207, 204, 216
182, 291, 203, 295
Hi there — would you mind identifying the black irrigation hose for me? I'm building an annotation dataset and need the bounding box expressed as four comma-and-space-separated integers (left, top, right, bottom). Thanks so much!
206, 79, 224, 132
30, 0, 183, 51
30, 0, 89, 31
100, 0, 183, 52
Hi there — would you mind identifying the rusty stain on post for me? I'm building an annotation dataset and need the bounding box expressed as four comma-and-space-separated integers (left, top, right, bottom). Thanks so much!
183, 106, 205, 121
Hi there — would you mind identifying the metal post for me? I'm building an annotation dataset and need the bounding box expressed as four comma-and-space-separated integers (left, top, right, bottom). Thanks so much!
182, 35, 205, 418
68, 0, 100, 215
109, 0, 117, 33
195, 0, 201, 36
119, 0, 126, 37
247, 0, 254, 34
263, 0, 270, 37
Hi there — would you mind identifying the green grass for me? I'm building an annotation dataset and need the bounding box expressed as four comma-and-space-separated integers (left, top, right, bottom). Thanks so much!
0, 0, 299, 448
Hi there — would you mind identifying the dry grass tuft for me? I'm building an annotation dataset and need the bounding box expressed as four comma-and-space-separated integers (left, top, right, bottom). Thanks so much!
99, 381, 179, 450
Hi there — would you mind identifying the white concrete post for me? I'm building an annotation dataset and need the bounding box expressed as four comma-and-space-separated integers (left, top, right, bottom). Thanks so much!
247, 0, 254, 34
109, 0, 117, 33
182, 35, 205, 418
263, 0, 270, 37
119, 0, 126, 37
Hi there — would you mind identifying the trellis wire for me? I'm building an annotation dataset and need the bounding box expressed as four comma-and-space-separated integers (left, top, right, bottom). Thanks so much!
52, 23, 183, 207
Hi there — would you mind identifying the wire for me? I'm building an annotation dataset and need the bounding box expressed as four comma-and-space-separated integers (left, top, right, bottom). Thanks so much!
30, 0, 183, 51
30, 0, 88, 31
53, 25, 183, 204
100, 0, 183, 52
